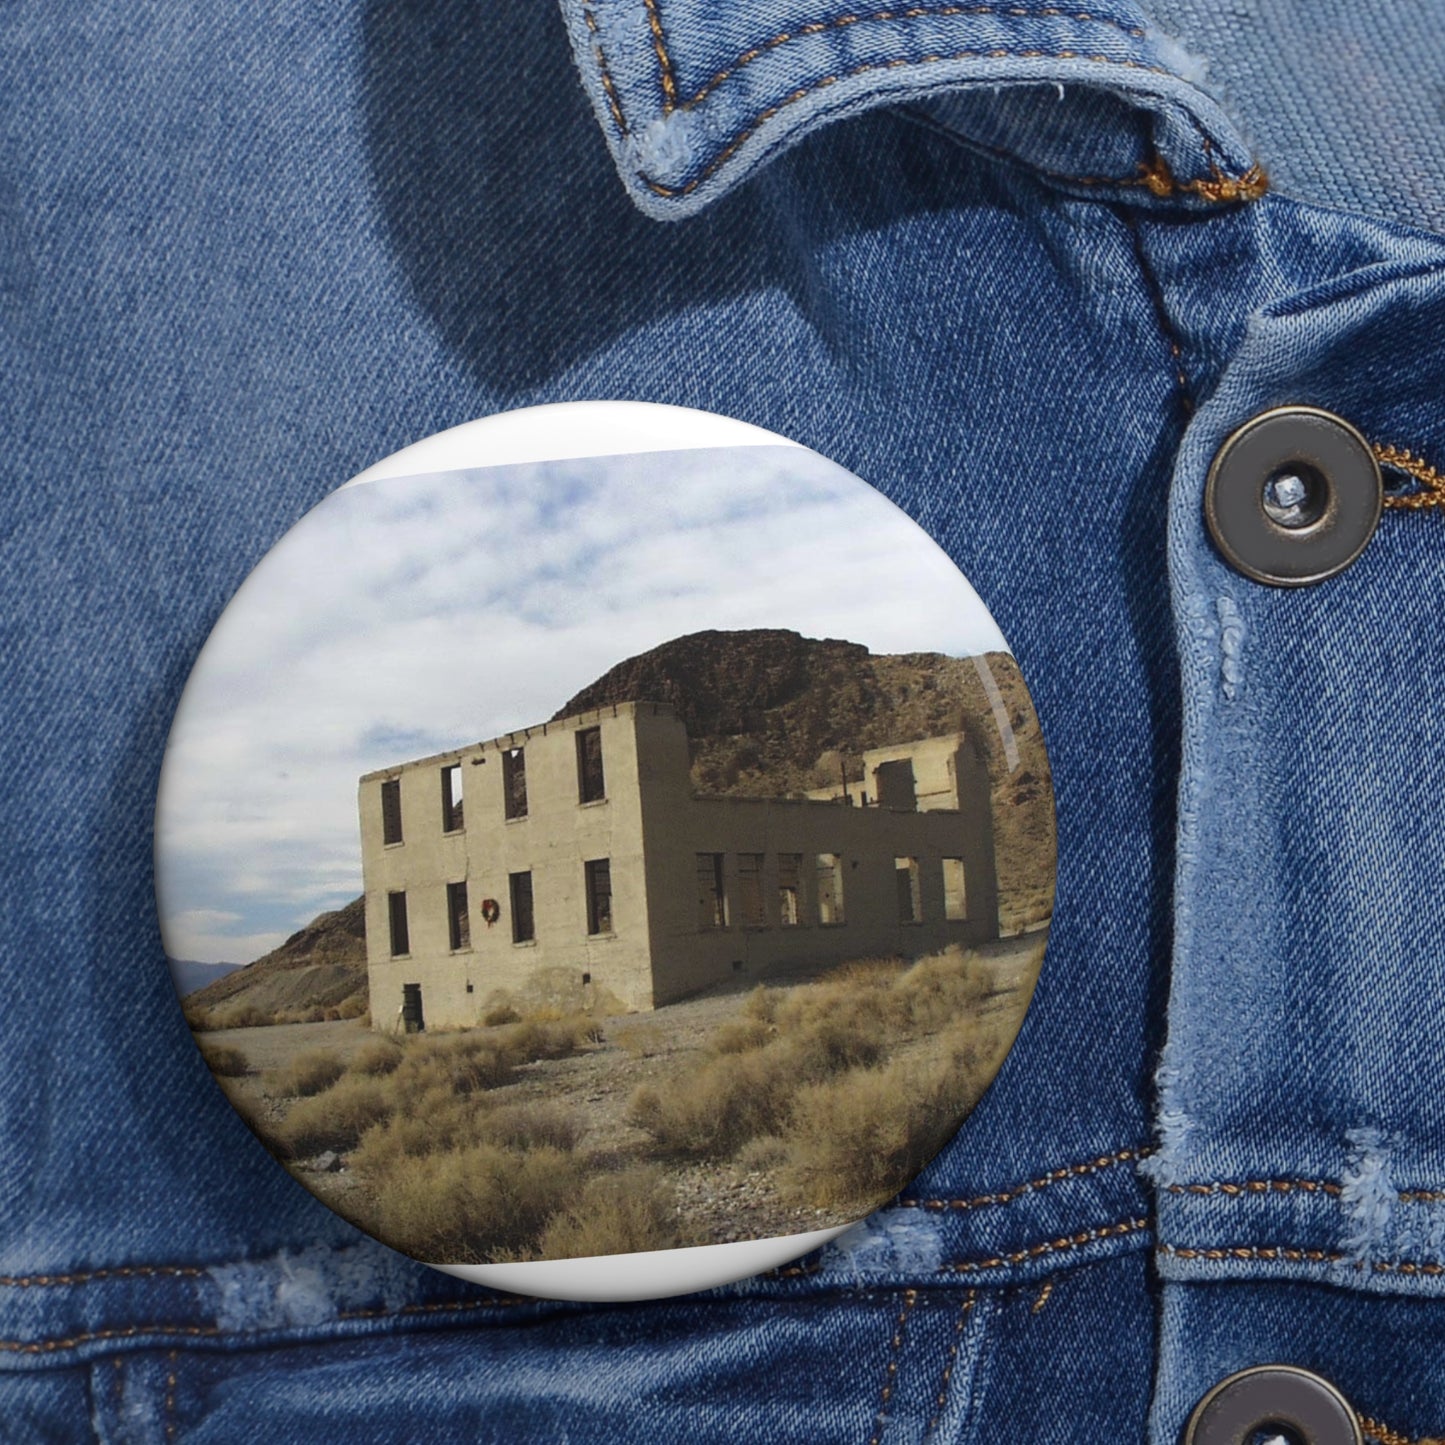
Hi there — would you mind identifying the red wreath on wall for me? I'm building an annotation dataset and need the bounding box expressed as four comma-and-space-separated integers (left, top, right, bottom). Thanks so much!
481, 898, 501, 926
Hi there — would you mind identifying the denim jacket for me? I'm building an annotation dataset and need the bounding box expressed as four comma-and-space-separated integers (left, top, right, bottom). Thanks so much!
4, 0, 1445, 1440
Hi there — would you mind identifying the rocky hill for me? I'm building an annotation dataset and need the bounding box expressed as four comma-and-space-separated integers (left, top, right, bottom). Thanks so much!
559, 630, 1054, 932
189, 630, 1054, 1028
183, 897, 367, 1029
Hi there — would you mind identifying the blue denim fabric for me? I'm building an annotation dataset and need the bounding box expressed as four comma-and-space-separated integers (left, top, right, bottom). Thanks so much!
4, 0, 1445, 1440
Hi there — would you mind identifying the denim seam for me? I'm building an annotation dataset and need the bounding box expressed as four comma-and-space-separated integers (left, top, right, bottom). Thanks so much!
164, 1349, 178, 1442
1120, 208, 1195, 414
1165, 1178, 1445, 1202
942, 1216, 1150, 1273
643, 5, 1150, 118
867, 1287, 919, 1445
899, 1144, 1152, 1211
923, 1289, 977, 1438
1158, 1242, 1445, 1277
633, 50, 1225, 200
1375, 442, 1445, 510
0, 1298, 533, 1357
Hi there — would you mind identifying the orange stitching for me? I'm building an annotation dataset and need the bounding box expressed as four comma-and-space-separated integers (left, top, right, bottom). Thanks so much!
1030, 1278, 1055, 1313
1165, 1178, 1343, 1198
900, 1145, 1151, 1212
0, 1264, 206, 1288
164, 1349, 178, 1442
924, 1290, 977, 1438
676, 5, 1149, 112
942, 1217, 1150, 1273
1360, 1415, 1445, 1445
1374, 443, 1445, 511
642, 0, 677, 108
1160, 1242, 1445, 1277
583, 8, 628, 133
1137, 150, 1268, 203
869, 1288, 919, 1445
1164, 1177, 1445, 1203
1159, 1243, 1345, 1264
0, 1297, 532, 1355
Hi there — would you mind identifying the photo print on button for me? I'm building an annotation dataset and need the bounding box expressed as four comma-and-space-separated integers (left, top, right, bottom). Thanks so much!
154, 402, 1055, 1300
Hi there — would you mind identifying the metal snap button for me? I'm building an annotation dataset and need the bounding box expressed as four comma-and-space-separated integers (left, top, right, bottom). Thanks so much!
1204, 406, 1382, 586
1183, 1365, 1363, 1445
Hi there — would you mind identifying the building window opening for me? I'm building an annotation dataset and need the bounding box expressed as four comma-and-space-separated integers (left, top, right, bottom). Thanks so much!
387, 890, 410, 956
697, 853, 727, 929
577, 726, 605, 804
381, 778, 403, 845
503, 746, 528, 819
509, 871, 535, 944
942, 857, 968, 921
585, 857, 613, 935
738, 853, 767, 928
815, 853, 845, 925
778, 853, 802, 926
447, 880, 471, 951
895, 857, 922, 924
441, 763, 464, 832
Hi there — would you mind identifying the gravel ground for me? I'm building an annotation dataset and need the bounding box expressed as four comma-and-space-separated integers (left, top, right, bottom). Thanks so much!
198, 933, 1045, 1249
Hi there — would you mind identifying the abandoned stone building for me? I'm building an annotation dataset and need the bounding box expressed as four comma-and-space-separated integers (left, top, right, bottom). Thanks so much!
359, 701, 998, 1029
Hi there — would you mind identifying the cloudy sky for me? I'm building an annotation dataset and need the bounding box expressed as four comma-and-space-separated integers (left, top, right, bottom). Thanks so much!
154, 444, 1008, 964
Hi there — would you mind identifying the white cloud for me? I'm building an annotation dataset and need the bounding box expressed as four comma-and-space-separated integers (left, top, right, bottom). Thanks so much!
155, 444, 1009, 963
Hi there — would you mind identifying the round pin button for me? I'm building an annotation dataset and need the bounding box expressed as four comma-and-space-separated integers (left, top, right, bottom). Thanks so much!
155, 402, 1054, 1300
1183, 1365, 1363, 1445
1204, 405, 1382, 586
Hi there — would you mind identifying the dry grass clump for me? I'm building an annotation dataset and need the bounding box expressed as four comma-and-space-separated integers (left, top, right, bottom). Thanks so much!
482, 1002, 521, 1027
275, 1075, 393, 1157
362, 1143, 586, 1262
536, 1168, 678, 1259
199, 1042, 248, 1078
613, 1023, 664, 1059
349, 1038, 404, 1077
264, 1049, 347, 1098
629, 947, 995, 1164
775, 1042, 987, 1213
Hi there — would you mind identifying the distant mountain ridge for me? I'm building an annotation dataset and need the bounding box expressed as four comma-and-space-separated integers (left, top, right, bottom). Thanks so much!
167, 959, 244, 997
187, 630, 1053, 1028
183, 897, 367, 1028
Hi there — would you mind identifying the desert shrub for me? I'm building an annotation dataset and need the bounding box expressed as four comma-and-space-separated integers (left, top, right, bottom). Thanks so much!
536, 1168, 678, 1260
351, 1088, 491, 1175
274, 1075, 393, 1157
505, 1015, 597, 1062
337, 993, 368, 1020
742, 987, 780, 1025
612, 1023, 664, 1059
777, 1043, 987, 1213
889, 948, 993, 1033
349, 1038, 404, 1077
628, 1044, 799, 1157
200, 1043, 248, 1078
264, 1049, 347, 1098
483, 1002, 521, 1027
211, 1003, 271, 1030
710, 1018, 770, 1055
366, 1143, 586, 1262
479, 1102, 583, 1153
